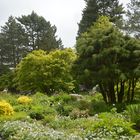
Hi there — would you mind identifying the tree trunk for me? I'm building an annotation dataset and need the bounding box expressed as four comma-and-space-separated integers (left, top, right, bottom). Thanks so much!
99, 84, 107, 103
131, 78, 135, 102
118, 81, 125, 103
108, 81, 116, 103
127, 80, 131, 102
0, 53, 3, 65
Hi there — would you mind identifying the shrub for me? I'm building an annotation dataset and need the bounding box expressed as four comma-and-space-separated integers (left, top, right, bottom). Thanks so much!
29, 111, 44, 120
29, 105, 45, 120
14, 104, 31, 112
43, 115, 56, 124
44, 106, 56, 115
0, 70, 16, 92
62, 105, 73, 116
55, 103, 73, 116
52, 93, 77, 104
17, 96, 32, 104
89, 100, 111, 115
69, 108, 89, 119
0, 93, 18, 106
32, 92, 49, 105
76, 99, 90, 110
55, 103, 64, 115
0, 100, 14, 115
85, 112, 137, 140
15, 49, 76, 93
126, 104, 140, 129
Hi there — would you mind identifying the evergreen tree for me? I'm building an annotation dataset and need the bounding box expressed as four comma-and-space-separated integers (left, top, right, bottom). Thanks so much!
78, 0, 124, 37
17, 11, 63, 51
126, 0, 140, 38
0, 16, 27, 67
76, 16, 140, 103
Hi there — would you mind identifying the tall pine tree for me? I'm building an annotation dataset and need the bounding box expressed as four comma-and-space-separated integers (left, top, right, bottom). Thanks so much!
17, 11, 63, 51
78, 0, 124, 37
126, 0, 140, 38
0, 16, 27, 67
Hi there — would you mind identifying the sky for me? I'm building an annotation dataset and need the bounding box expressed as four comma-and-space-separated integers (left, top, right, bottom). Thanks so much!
0, 0, 129, 48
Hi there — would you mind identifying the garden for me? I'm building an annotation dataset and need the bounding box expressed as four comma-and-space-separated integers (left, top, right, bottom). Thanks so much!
0, 88, 140, 140
0, 0, 140, 139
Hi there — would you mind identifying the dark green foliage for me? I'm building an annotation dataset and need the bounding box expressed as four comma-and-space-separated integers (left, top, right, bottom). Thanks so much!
0, 65, 10, 76
0, 16, 27, 67
56, 104, 73, 116
126, 104, 140, 129
17, 11, 63, 51
0, 70, 16, 92
89, 100, 110, 115
76, 99, 90, 110
76, 16, 140, 103
78, 0, 124, 36
29, 111, 44, 120
120, 37, 140, 102
0, 12, 63, 69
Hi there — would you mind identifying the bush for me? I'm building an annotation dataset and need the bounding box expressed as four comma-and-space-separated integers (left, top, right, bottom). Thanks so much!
0, 100, 14, 115
85, 112, 137, 140
14, 104, 31, 112
52, 93, 77, 104
17, 96, 32, 104
29, 111, 44, 120
55, 103, 73, 116
89, 100, 111, 115
126, 104, 140, 129
0, 93, 18, 106
43, 115, 56, 124
15, 49, 76, 93
69, 108, 89, 119
76, 99, 90, 110
0, 69, 17, 93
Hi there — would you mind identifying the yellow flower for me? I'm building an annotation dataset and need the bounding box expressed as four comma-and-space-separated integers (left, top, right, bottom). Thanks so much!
17, 96, 32, 104
0, 100, 14, 115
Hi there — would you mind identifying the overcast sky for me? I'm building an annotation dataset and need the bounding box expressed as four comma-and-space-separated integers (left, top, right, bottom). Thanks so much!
0, 0, 129, 48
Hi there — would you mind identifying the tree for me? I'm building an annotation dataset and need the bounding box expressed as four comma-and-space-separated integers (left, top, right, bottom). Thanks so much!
76, 16, 140, 103
126, 0, 140, 38
0, 16, 27, 68
78, 0, 125, 37
15, 49, 76, 93
17, 11, 63, 51
119, 37, 140, 102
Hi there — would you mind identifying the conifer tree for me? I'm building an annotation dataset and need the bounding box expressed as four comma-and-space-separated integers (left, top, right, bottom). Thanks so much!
78, 0, 124, 37
126, 0, 140, 38
18, 11, 63, 51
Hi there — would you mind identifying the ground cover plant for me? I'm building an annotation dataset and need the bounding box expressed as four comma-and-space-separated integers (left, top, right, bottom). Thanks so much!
0, 91, 140, 139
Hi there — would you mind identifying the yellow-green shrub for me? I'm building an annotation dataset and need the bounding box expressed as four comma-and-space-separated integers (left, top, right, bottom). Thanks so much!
0, 100, 14, 115
17, 96, 32, 104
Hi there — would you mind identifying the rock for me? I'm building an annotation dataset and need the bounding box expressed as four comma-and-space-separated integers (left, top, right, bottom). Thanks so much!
70, 94, 83, 100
